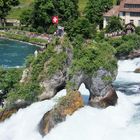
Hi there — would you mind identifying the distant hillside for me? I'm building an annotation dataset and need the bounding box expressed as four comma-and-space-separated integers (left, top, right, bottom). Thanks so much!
7, 0, 34, 19
7, 0, 88, 19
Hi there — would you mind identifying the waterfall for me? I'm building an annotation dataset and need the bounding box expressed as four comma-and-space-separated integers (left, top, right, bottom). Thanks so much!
0, 58, 140, 140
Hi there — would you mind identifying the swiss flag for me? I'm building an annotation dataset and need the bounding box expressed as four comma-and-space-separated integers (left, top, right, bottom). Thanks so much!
52, 16, 58, 24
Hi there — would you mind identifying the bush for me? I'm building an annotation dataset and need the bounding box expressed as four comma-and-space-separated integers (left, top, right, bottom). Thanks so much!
37, 26, 45, 33
47, 25, 57, 34
0, 68, 22, 95
71, 41, 117, 75
106, 16, 123, 33
116, 41, 134, 57
135, 26, 140, 35
66, 17, 96, 40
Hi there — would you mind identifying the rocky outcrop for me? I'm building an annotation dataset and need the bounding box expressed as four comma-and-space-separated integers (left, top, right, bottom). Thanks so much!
118, 50, 140, 60
0, 108, 17, 122
20, 68, 30, 83
68, 68, 118, 108
38, 42, 73, 100
134, 68, 140, 73
39, 91, 84, 136
0, 100, 30, 122
127, 50, 140, 59
20, 37, 118, 108
39, 71, 66, 100
89, 86, 118, 108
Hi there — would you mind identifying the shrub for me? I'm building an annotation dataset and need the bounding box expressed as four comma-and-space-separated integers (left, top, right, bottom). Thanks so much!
116, 41, 134, 57
135, 26, 140, 35
37, 26, 44, 33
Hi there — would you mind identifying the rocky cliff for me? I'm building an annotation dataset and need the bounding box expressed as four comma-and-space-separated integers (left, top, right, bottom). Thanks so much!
1, 36, 118, 131
6, 36, 118, 108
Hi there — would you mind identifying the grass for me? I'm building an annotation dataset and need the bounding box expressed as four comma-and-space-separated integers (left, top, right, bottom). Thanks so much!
7, 0, 34, 19
7, 0, 88, 19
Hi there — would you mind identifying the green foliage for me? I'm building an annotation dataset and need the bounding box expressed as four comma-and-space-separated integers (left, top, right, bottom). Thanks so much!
46, 52, 67, 78
0, 31, 48, 45
20, 9, 32, 26
66, 17, 96, 40
0, 68, 22, 94
102, 75, 113, 82
71, 40, 117, 75
7, 81, 41, 103
78, 0, 88, 14
109, 34, 140, 57
106, 16, 123, 33
135, 26, 140, 35
116, 41, 133, 57
85, 0, 113, 28
47, 25, 57, 34
7, 37, 70, 103
37, 26, 45, 33
0, 0, 19, 24
20, 0, 79, 32
7, 0, 34, 19
95, 31, 105, 42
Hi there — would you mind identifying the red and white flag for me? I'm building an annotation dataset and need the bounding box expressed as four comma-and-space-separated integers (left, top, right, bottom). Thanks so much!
52, 16, 58, 24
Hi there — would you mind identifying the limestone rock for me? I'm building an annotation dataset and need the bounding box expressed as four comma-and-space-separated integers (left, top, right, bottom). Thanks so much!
68, 68, 118, 108
20, 68, 29, 83
89, 86, 118, 108
39, 91, 84, 136
0, 100, 30, 122
39, 70, 66, 100
38, 40, 73, 100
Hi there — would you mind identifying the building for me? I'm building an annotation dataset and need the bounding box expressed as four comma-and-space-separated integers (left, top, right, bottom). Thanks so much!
6, 19, 20, 27
103, 0, 140, 28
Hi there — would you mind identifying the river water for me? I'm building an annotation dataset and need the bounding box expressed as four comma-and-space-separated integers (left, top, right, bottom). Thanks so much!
0, 38, 39, 68
0, 58, 140, 140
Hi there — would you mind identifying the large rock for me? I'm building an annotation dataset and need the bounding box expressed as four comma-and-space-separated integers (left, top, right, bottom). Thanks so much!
0, 108, 17, 122
89, 86, 118, 108
127, 50, 140, 59
134, 68, 140, 73
39, 91, 84, 136
0, 100, 30, 122
39, 70, 66, 100
69, 68, 118, 108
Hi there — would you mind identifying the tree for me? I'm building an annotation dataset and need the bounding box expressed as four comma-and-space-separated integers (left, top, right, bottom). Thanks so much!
85, 0, 113, 28
66, 17, 96, 40
20, 9, 32, 27
20, 0, 79, 32
0, 0, 19, 26
106, 16, 123, 33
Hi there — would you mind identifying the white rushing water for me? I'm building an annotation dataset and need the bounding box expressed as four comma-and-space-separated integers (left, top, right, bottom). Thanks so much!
0, 58, 140, 140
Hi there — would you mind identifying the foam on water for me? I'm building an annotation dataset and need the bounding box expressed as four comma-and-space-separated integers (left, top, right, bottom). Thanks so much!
0, 58, 140, 140
116, 58, 140, 83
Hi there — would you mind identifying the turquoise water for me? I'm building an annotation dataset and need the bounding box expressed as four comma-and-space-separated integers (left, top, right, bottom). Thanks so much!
0, 38, 39, 67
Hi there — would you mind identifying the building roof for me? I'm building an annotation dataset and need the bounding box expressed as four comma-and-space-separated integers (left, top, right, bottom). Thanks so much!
120, 0, 140, 12
123, 0, 140, 4
104, 6, 120, 17
104, 0, 140, 17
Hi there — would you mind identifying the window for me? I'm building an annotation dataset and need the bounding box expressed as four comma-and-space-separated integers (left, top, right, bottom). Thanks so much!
120, 12, 125, 16
130, 12, 140, 17
124, 4, 140, 8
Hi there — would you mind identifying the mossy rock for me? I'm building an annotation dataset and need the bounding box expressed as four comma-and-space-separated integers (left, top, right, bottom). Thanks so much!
39, 91, 84, 136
